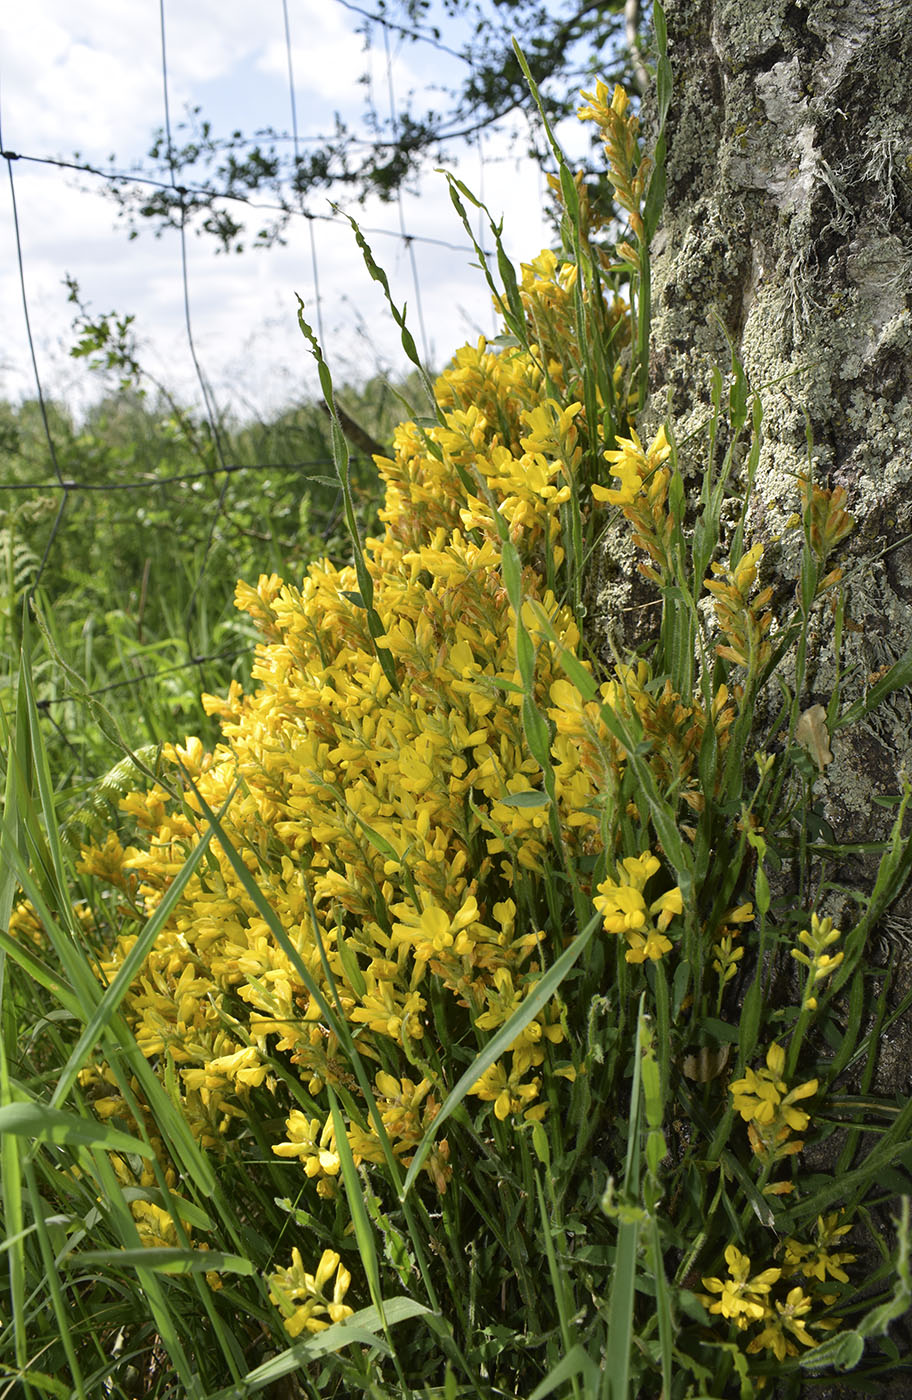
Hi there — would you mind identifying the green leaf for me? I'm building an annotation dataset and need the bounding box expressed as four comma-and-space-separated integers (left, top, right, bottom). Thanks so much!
654, 0, 668, 54
75, 1247, 254, 1275
754, 862, 770, 915
336, 933, 367, 998
51, 810, 220, 1111
738, 975, 764, 1064
521, 696, 553, 772
0, 1368, 69, 1398
328, 1086, 383, 1318
836, 643, 912, 729
237, 1299, 433, 1388
605, 1214, 638, 1400
559, 163, 580, 223
296, 298, 399, 695
798, 1329, 864, 1371
511, 39, 568, 177
0, 1102, 155, 1158
527, 1343, 600, 1400
643, 134, 667, 243
498, 791, 550, 809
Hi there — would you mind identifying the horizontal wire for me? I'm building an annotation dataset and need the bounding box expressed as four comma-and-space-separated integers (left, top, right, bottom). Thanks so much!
0, 148, 494, 256
0, 458, 342, 493
33, 644, 254, 710
0, 5, 505, 719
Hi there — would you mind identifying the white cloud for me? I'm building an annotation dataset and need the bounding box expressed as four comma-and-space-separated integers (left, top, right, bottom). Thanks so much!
2, 5, 163, 155
0, 1, 565, 418
256, 3, 369, 107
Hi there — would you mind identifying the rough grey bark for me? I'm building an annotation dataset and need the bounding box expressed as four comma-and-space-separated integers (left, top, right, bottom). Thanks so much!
655, 0, 912, 832
610, 6, 912, 1389
596, 0, 912, 878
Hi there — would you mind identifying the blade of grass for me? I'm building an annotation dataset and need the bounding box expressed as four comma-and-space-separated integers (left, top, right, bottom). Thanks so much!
0, 979, 29, 1395
527, 1345, 601, 1400
23, 1161, 88, 1400
49, 804, 223, 1109
402, 908, 602, 1196
0, 824, 219, 1198
87, 1145, 205, 1400
602, 995, 647, 1400
0, 1101, 155, 1158
296, 302, 399, 695
74, 1246, 255, 1275
182, 779, 489, 1397
533, 1171, 582, 1400
327, 1086, 383, 1317
213, 1298, 433, 1398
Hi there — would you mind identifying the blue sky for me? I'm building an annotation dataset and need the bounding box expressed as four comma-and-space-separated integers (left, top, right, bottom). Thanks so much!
0, 0, 594, 419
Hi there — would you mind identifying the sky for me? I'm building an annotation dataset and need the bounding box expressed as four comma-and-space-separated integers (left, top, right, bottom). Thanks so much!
0, 0, 594, 422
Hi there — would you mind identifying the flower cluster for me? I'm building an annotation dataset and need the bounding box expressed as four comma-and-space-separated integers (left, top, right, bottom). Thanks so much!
705, 543, 774, 673
72, 296, 654, 1328
796, 472, 854, 593
729, 1043, 817, 1161
700, 1216, 856, 1364
267, 1249, 354, 1336
593, 851, 683, 963
700, 1244, 781, 1328
700, 1246, 817, 1361
592, 427, 675, 586
577, 81, 651, 255
783, 1213, 856, 1287
792, 913, 843, 1008
7, 68, 869, 1392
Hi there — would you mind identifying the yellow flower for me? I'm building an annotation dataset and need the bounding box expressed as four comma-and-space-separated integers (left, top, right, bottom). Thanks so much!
792, 913, 843, 989
130, 1199, 180, 1249
712, 930, 744, 986
391, 894, 480, 979
746, 1287, 817, 1360
470, 1057, 544, 1122
268, 1248, 354, 1337
76, 830, 135, 890
474, 967, 525, 1031
577, 80, 628, 125
592, 427, 671, 508
783, 1213, 855, 1284
730, 1044, 817, 1161
56, 235, 623, 1251
700, 1245, 781, 1328
181, 1045, 269, 1092
272, 1112, 341, 1179
704, 543, 773, 670
593, 852, 683, 963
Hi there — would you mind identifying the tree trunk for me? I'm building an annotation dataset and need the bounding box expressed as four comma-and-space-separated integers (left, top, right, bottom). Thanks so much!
626, 7, 912, 1387
623, 0, 912, 880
